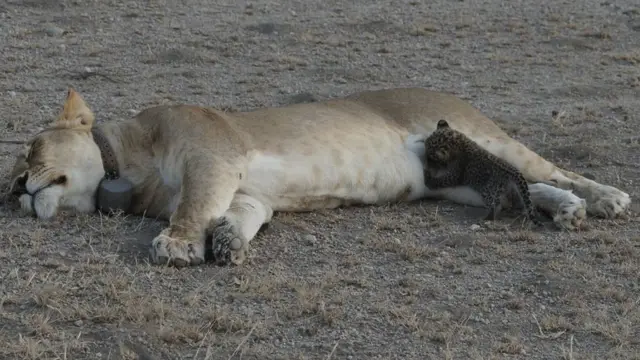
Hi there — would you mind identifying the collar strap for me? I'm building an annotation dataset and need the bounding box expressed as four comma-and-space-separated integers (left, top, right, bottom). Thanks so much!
91, 127, 119, 180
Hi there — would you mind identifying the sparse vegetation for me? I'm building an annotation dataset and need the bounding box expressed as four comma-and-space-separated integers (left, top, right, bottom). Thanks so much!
0, 0, 639, 359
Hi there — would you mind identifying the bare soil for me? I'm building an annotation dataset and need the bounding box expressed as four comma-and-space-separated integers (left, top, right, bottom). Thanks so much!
1, 0, 639, 359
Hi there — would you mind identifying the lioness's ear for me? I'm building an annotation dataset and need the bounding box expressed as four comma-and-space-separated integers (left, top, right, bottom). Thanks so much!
53, 88, 95, 130
437, 119, 449, 129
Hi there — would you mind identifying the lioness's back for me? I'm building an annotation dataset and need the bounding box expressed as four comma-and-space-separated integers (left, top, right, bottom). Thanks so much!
343, 87, 503, 134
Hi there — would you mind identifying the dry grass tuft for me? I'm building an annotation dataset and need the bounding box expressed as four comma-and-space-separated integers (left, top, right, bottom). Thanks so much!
494, 335, 527, 355
608, 51, 640, 65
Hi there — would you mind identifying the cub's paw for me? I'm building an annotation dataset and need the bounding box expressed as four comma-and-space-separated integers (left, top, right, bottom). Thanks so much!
207, 218, 248, 266
587, 187, 631, 219
150, 229, 205, 267
553, 198, 587, 231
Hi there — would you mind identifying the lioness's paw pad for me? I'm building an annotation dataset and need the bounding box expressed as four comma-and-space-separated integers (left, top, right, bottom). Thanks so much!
553, 199, 587, 231
208, 218, 248, 266
150, 230, 204, 267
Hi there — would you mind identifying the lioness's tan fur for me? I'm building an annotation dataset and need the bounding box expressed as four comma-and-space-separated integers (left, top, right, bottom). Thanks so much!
9, 88, 630, 266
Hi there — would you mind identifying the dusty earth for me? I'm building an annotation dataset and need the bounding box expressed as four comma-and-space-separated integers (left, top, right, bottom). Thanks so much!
1, 0, 639, 359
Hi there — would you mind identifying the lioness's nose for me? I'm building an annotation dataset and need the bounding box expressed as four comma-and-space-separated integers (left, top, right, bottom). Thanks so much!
12, 173, 28, 195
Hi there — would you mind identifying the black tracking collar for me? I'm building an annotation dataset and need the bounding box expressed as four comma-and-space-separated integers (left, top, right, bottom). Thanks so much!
91, 127, 133, 215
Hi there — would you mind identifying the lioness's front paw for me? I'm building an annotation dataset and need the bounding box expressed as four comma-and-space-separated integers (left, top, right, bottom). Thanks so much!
207, 218, 249, 266
553, 198, 587, 230
150, 229, 205, 267
587, 188, 631, 219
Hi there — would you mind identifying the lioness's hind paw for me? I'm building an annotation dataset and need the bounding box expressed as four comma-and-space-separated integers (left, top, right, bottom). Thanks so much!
150, 230, 205, 267
207, 218, 248, 266
589, 194, 631, 219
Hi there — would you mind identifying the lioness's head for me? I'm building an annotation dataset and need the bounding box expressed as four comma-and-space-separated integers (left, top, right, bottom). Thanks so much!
8, 88, 105, 219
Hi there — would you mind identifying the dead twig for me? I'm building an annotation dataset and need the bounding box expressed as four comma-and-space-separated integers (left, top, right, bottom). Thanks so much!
0, 139, 26, 144
227, 323, 258, 360
326, 339, 340, 360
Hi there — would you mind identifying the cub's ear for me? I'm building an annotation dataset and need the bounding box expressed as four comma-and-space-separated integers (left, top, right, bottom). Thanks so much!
437, 119, 449, 129
53, 88, 95, 130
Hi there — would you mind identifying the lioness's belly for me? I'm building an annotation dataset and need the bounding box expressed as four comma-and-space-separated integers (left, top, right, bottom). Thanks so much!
241, 134, 429, 211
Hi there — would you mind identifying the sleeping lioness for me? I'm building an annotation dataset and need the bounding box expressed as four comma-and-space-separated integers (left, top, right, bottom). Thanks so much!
6, 87, 631, 267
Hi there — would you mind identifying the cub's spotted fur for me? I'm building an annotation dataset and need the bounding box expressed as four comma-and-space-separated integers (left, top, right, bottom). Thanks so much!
423, 120, 542, 226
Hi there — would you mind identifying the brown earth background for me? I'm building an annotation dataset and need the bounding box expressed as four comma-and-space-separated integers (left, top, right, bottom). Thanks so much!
0, 0, 639, 359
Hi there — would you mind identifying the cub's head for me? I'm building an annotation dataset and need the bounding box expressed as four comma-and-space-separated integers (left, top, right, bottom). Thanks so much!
423, 119, 461, 168
8, 88, 105, 219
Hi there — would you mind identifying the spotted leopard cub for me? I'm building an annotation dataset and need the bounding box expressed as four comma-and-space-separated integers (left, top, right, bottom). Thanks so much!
423, 120, 543, 226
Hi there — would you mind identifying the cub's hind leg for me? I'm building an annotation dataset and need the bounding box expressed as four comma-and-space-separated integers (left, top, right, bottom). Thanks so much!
484, 200, 503, 221
207, 193, 273, 266
481, 185, 503, 221
150, 157, 244, 267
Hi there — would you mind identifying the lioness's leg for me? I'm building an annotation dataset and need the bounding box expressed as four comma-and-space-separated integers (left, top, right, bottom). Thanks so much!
484, 136, 630, 221
207, 193, 273, 266
150, 159, 242, 267
528, 183, 586, 230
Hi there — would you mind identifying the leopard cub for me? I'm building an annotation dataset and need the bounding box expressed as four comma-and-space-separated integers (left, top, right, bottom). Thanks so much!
422, 119, 543, 226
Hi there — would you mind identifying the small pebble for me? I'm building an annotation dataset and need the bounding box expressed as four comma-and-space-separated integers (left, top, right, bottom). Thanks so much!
303, 234, 317, 245
470, 224, 481, 231
44, 25, 65, 37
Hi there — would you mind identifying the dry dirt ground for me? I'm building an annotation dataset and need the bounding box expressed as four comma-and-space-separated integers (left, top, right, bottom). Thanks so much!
0, 0, 639, 359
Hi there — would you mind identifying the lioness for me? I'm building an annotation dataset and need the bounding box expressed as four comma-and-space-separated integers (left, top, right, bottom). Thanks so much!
6, 88, 631, 267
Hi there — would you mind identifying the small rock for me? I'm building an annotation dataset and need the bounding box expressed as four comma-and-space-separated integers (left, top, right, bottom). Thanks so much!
8, 91, 16, 97
470, 224, 481, 231
44, 25, 65, 37
303, 234, 317, 245
74, 320, 83, 326
127, 109, 138, 116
